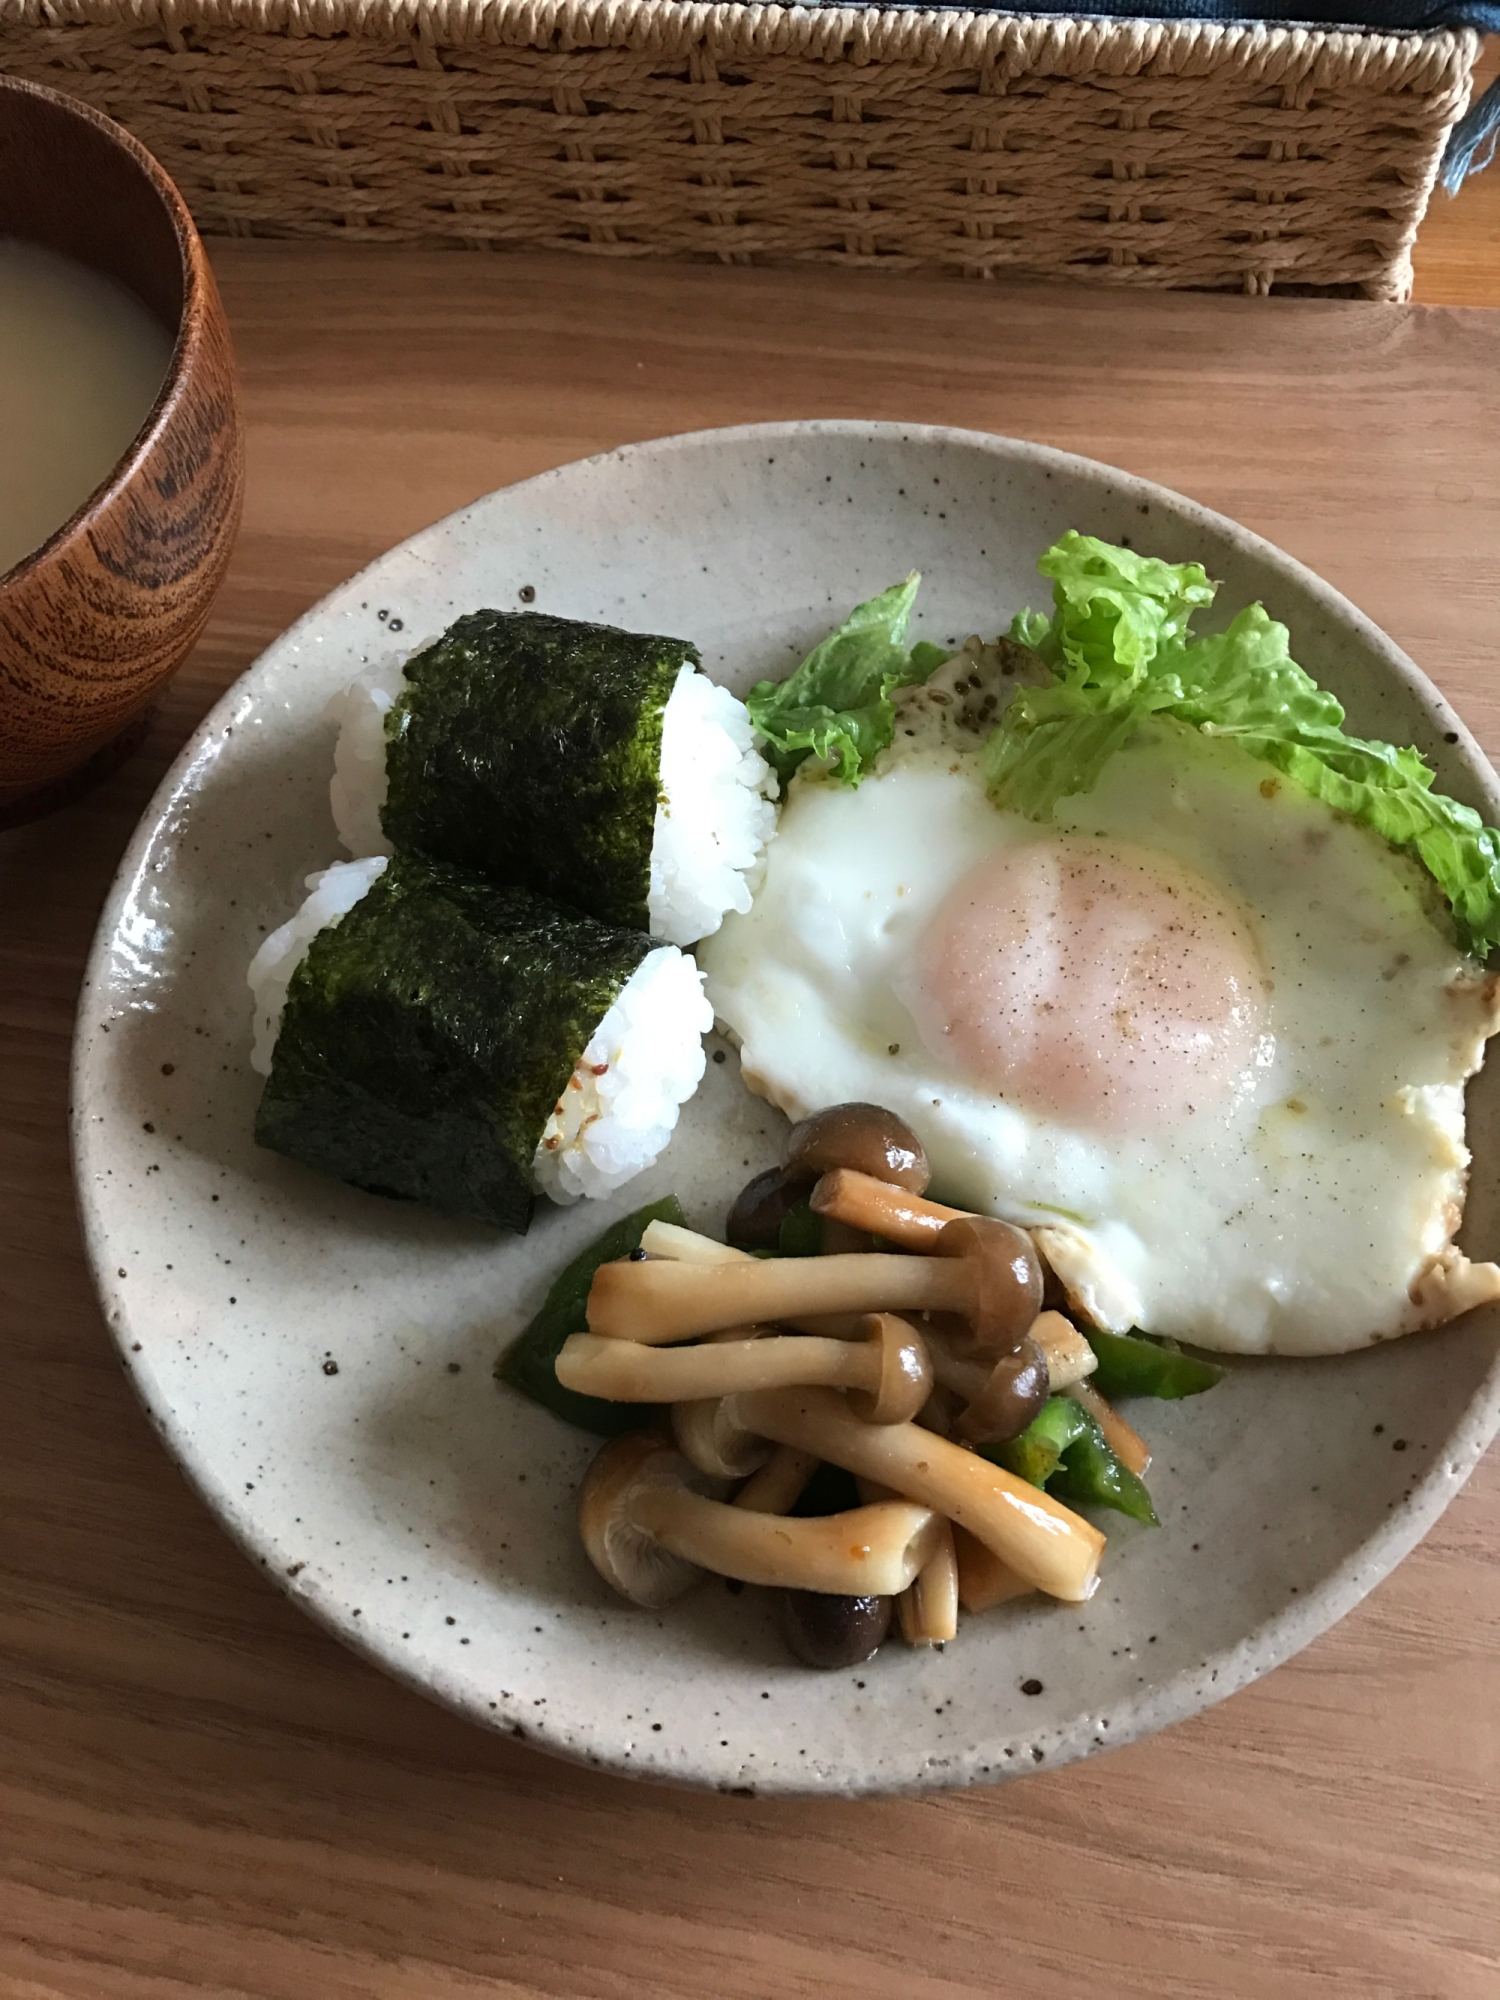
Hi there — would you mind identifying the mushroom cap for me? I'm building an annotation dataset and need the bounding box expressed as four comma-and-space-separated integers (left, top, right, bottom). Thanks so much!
672, 1396, 773, 1480
952, 1334, 1049, 1445
780, 1590, 892, 1669
935, 1215, 1044, 1355
784, 1103, 931, 1195
576, 1432, 708, 1609
726, 1166, 811, 1252
914, 1381, 961, 1438
846, 1313, 934, 1425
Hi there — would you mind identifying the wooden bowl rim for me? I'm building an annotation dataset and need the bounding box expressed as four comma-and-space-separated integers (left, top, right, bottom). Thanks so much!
0, 75, 210, 592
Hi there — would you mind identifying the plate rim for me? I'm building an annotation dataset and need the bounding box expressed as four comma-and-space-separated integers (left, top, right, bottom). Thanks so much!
71, 417, 1500, 1796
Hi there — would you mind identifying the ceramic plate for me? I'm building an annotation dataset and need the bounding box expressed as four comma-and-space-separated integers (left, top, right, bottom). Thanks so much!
73, 422, 1500, 1796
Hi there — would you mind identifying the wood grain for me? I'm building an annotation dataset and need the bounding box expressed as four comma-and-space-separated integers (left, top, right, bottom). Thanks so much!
0, 78, 244, 810
2, 246, 1498, 2000
1412, 39, 1500, 308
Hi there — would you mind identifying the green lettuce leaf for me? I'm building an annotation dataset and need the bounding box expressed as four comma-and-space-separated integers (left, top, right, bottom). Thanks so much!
983, 533, 1500, 958
747, 574, 932, 787
1025, 532, 1215, 683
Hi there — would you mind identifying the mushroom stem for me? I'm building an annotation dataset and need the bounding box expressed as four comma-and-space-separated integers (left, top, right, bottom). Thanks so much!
556, 1322, 930, 1423
640, 1219, 753, 1266
1033, 1312, 1099, 1392
588, 1251, 980, 1346
629, 1486, 943, 1595
730, 1386, 1105, 1603
811, 1168, 967, 1250
734, 1445, 820, 1514
860, 1477, 961, 1639
672, 1397, 772, 1480
1068, 1379, 1152, 1476
897, 1518, 959, 1646
638, 1219, 864, 1339
953, 1528, 1033, 1613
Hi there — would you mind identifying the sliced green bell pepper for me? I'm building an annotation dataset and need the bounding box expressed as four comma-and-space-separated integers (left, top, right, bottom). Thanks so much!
496, 1194, 686, 1434
985, 1394, 1090, 1487
986, 1393, 1159, 1526
1088, 1328, 1224, 1401
1050, 1422, 1160, 1527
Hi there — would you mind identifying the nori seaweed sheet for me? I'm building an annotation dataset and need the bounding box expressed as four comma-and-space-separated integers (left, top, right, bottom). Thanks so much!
381, 610, 697, 932
254, 854, 653, 1232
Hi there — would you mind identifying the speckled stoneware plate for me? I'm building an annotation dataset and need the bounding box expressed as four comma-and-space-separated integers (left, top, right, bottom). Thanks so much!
74, 421, 1500, 1797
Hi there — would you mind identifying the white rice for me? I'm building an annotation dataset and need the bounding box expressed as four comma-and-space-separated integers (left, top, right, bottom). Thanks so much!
648, 663, 778, 946
325, 651, 778, 945
531, 944, 713, 1204
247, 856, 389, 1076
326, 657, 405, 859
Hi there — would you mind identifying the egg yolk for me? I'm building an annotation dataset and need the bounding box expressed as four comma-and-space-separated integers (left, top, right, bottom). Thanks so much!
902, 837, 1268, 1133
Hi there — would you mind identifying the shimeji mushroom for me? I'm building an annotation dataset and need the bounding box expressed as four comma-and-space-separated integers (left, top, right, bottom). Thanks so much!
927, 1308, 1096, 1413
897, 1518, 959, 1647
729, 1386, 1105, 1603
733, 1444, 820, 1514
914, 1381, 962, 1438
953, 1527, 1034, 1614
640, 1218, 755, 1266
726, 1104, 930, 1252
588, 1217, 1042, 1353
923, 1309, 1097, 1446
739, 1453, 895, 1668
810, 1167, 968, 1250
1029, 1311, 1098, 1391
670, 1324, 781, 1476
855, 1474, 958, 1645
947, 1333, 1049, 1446
578, 1432, 945, 1606
557, 1318, 933, 1424
782, 1103, 931, 1193
672, 1396, 772, 1480
780, 1590, 893, 1669
638, 1218, 863, 1339
727, 1168, 816, 1251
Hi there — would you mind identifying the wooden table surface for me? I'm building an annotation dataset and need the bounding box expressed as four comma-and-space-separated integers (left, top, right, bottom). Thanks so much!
4, 242, 1500, 1999
1414, 38, 1500, 306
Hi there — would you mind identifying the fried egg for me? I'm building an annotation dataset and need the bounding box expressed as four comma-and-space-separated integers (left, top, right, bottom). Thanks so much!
698, 648, 1500, 1355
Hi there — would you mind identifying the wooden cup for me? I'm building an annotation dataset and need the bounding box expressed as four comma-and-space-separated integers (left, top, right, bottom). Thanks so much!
0, 77, 243, 824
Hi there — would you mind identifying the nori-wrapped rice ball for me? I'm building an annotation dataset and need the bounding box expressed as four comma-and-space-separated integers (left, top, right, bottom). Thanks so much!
327, 610, 776, 946
249, 852, 712, 1231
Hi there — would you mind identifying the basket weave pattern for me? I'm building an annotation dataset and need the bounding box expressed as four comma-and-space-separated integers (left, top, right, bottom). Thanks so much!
0, 0, 1479, 296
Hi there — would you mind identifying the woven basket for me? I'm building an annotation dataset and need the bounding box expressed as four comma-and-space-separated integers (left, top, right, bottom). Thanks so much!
0, 0, 1481, 296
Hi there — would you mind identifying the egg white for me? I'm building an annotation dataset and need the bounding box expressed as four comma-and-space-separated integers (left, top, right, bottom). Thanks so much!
699, 670, 1500, 1356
